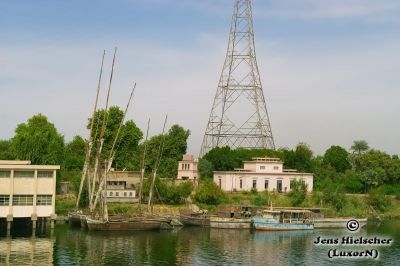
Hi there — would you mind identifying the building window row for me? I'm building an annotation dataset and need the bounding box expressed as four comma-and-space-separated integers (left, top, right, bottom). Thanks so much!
108, 191, 134, 197
37, 171, 53, 178
0, 170, 54, 178
12, 195, 34, 205
37, 195, 52, 205
181, 163, 190, 170
0, 195, 10, 205
0, 171, 11, 178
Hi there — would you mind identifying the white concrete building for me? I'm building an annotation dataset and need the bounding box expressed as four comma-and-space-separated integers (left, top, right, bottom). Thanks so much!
177, 154, 198, 181
0, 160, 59, 234
104, 170, 139, 203
213, 158, 313, 193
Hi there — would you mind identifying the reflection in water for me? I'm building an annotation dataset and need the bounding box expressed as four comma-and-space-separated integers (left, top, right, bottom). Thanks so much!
0, 237, 54, 265
1, 220, 399, 265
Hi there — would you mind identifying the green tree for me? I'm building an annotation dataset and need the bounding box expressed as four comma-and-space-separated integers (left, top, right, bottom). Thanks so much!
287, 180, 307, 206
202, 146, 235, 171
350, 140, 369, 155
323, 145, 351, 173
0, 140, 16, 160
89, 106, 143, 170
12, 114, 65, 165
198, 158, 214, 179
64, 135, 85, 171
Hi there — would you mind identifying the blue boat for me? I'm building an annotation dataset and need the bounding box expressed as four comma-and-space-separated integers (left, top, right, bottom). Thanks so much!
252, 210, 314, 231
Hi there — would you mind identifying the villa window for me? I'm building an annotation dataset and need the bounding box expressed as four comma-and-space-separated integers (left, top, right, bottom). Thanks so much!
124, 192, 127, 197
264, 179, 269, 189
129, 192, 133, 197
277, 180, 282, 193
252, 180, 257, 189
273, 166, 279, 170
239, 179, 243, 189
116, 192, 119, 197
110, 192, 113, 196
260, 166, 266, 170
218, 178, 222, 188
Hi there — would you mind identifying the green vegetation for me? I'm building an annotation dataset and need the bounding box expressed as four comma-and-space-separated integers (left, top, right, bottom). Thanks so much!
1, 112, 400, 219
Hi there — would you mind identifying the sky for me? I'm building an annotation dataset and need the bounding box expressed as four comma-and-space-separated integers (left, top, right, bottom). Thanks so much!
0, 0, 399, 156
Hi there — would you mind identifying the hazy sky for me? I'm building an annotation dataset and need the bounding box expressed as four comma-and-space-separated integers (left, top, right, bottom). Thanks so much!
1, 0, 399, 156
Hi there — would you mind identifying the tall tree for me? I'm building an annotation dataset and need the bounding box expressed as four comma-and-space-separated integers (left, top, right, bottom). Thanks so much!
89, 106, 143, 170
323, 145, 351, 173
12, 114, 65, 165
64, 135, 85, 171
350, 140, 369, 155
0, 140, 16, 160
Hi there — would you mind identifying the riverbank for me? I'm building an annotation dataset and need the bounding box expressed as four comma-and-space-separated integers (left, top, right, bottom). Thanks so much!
55, 192, 400, 219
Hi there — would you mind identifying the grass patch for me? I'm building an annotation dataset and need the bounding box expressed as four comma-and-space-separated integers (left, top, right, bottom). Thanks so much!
55, 194, 76, 215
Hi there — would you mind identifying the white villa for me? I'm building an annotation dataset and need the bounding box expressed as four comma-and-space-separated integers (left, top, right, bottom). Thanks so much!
177, 154, 198, 181
213, 157, 313, 193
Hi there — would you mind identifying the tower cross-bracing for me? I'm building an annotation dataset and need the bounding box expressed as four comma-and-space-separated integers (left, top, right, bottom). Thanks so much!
200, 0, 275, 157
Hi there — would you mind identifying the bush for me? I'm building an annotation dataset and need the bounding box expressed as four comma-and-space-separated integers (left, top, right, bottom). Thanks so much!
251, 194, 267, 206
287, 180, 307, 206
368, 188, 391, 212
194, 180, 227, 205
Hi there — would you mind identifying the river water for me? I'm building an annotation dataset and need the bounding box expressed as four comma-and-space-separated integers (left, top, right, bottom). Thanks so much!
0, 220, 399, 265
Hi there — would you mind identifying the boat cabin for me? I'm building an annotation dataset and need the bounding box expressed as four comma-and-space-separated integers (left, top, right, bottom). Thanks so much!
260, 210, 312, 224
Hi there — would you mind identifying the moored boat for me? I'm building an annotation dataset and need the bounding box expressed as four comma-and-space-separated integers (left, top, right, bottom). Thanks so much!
86, 215, 169, 231
179, 210, 211, 226
252, 210, 314, 231
68, 211, 83, 227
210, 217, 252, 229
313, 217, 367, 229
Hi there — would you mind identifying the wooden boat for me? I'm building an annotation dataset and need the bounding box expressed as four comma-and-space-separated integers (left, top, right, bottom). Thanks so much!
179, 210, 210, 226
68, 211, 83, 227
252, 210, 314, 231
86, 215, 170, 231
313, 217, 367, 229
210, 217, 252, 229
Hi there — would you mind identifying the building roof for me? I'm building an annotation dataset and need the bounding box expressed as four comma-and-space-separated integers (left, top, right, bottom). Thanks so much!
0, 160, 31, 165
0, 164, 60, 170
243, 157, 283, 164
214, 171, 313, 176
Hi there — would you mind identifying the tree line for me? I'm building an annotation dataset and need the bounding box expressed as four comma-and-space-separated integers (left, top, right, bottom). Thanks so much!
0, 107, 190, 192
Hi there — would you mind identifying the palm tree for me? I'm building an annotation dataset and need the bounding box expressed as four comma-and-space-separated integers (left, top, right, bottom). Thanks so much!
350, 140, 369, 155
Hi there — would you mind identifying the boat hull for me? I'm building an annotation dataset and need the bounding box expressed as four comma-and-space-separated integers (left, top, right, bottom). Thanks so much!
86, 217, 164, 231
252, 217, 314, 231
210, 217, 252, 229
313, 218, 367, 229
179, 214, 210, 226
68, 212, 83, 227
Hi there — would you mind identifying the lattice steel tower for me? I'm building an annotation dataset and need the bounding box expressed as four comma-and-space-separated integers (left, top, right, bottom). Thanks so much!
200, 0, 275, 157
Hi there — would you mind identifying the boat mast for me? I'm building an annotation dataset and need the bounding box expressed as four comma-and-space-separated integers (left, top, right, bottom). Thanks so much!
90, 47, 117, 212
138, 118, 150, 212
76, 50, 105, 208
92, 83, 136, 211
147, 115, 168, 213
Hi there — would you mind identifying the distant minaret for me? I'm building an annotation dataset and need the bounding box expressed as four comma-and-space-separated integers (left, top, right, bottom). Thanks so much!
200, 0, 275, 157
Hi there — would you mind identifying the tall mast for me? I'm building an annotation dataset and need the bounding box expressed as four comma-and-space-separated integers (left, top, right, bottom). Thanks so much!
76, 50, 105, 208
92, 83, 136, 211
90, 47, 117, 212
138, 118, 150, 212
147, 115, 168, 213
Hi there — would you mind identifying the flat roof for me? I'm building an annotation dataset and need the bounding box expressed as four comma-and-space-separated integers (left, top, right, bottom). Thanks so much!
214, 171, 313, 176
243, 157, 283, 163
0, 160, 31, 165
0, 164, 60, 170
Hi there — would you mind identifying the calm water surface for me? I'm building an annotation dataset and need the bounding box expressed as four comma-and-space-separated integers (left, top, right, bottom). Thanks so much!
0, 220, 399, 265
